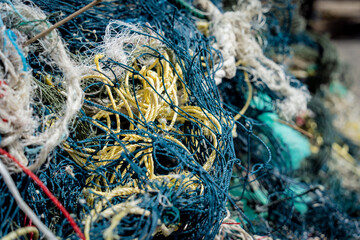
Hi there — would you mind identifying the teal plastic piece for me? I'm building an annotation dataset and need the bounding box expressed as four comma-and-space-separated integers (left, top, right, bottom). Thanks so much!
258, 113, 311, 169
329, 81, 348, 98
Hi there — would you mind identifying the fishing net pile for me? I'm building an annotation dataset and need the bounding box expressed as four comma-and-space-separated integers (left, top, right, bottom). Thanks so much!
216, 1, 360, 239
0, 0, 359, 240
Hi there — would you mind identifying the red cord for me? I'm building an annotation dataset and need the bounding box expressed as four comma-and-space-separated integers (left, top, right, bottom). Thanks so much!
221, 222, 242, 225
256, 236, 269, 240
23, 216, 34, 240
24, 215, 27, 226
28, 219, 34, 240
0, 147, 85, 240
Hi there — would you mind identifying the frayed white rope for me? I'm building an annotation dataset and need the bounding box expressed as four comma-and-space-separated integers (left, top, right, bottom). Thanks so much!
195, 0, 310, 119
0, 2, 83, 171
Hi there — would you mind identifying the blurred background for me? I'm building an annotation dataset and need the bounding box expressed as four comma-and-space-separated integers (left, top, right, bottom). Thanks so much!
305, 0, 360, 90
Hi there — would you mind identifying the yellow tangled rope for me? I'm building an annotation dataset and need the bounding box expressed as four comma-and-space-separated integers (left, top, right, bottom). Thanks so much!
64, 50, 226, 239
0, 227, 39, 240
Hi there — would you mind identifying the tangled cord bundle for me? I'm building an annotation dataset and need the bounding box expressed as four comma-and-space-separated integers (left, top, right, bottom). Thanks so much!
0, 13, 34, 169
0, 1, 236, 239
63, 22, 235, 239
0, 1, 83, 172
196, 0, 310, 119
0, 0, 360, 240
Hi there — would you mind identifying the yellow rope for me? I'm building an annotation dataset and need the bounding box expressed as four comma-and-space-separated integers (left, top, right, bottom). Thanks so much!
66, 49, 226, 239
0, 227, 39, 240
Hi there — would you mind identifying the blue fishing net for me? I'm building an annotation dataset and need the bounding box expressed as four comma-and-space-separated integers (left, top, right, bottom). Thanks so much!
1, 0, 359, 240
1, 0, 236, 239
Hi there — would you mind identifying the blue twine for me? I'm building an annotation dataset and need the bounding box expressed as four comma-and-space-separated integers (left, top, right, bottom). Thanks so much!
5, 29, 28, 71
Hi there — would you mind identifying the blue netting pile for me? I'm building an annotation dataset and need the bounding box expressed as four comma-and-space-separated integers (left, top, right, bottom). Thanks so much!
1, 1, 235, 239
0, 0, 359, 240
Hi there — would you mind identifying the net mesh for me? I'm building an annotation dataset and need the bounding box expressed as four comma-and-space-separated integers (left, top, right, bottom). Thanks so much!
0, 0, 359, 240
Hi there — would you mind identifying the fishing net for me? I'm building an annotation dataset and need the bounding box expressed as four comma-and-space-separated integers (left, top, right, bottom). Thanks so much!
0, 0, 359, 240
0, 0, 236, 239
62, 22, 235, 239
217, 1, 360, 239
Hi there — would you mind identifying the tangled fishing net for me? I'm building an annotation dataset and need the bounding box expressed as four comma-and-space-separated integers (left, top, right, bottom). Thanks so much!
1, 1, 234, 239
0, 0, 359, 240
